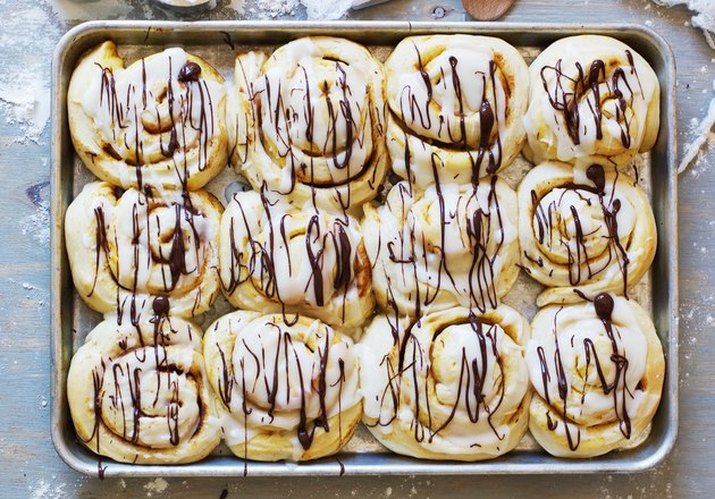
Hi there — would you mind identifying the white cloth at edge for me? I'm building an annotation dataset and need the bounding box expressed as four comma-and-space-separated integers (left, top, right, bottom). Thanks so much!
651, 1, 715, 173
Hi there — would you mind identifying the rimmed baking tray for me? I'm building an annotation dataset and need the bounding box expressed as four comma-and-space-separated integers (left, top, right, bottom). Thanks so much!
51, 20, 678, 477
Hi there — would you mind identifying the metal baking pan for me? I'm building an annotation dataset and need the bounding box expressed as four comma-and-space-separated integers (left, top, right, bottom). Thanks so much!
51, 20, 678, 477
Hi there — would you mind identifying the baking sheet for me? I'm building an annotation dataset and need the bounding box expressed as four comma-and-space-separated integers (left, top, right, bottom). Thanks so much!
51, 20, 678, 476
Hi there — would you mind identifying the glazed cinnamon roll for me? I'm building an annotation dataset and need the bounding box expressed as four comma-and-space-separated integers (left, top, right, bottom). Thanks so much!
67, 313, 221, 464
65, 181, 223, 319
384, 35, 529, 188
218, 188, 374, 334
358, 306, 531, 461
228, 37, 389, 211
517, 161, 656, 306
526, 293, 665, 458
364, 176, 520, 318
523, 35, 660, 168
68, 41, 227, 191
203, 311, 362, 462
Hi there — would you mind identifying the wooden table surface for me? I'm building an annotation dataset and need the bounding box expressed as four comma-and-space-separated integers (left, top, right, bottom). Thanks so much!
1, 0, 713, 497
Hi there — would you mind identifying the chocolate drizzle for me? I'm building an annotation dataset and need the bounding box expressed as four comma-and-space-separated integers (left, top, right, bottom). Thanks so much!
152, 295, 170, 315
94, 50, 218, 189
87, 184, 211, 326
85, 317, 207, 458
526, 164, 631, 296
540, 50, 641, 149
221, 188, 368, 325
397, 47, 505, 183
537, 294, 635, 451
97, 459, 107, 479
381, 175, 507, 317
369, 312, 509, 448
247, 51, 379, 204
216, 318, 349, 455
178, 62, 202, 83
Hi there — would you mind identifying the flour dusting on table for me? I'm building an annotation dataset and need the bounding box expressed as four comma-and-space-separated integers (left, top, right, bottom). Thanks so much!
0, 5, 55, 144
249, 0, 298, 17
29, 480, 66, 499
143, 478, 169, 496
302, 0, 353, 19
679, 80, 715, 175
19, 192, 50, 246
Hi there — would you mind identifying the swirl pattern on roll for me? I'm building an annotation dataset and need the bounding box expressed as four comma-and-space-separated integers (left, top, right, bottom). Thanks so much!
384, 35, 529, 188
358, 306, 531, 461
67, 312, 221, 464
68, 41, 228, 190
526, 293, 665, 458
517, 161, 656, 306
218, 188, 374, 334
203, 311, 362, 462
523, 35, 660, 168
65, 181, 223, 319
228, 37, 389, 210
364, 176, 520, 318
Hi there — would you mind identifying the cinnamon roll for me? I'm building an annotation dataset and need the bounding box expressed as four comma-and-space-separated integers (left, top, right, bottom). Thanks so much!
384, 35, 529, 188
526, 293, 665, 458
358, 306, 531, 461
517, 161, 656, 306
218, 188, 374, 334
523, 35, 660, 168
67, 313, 221, 464
65, 181, 223, 319
228, 37, 389, 211
68, 41, 227, 191
364, 176, 520, 318
203, 311, 362, 462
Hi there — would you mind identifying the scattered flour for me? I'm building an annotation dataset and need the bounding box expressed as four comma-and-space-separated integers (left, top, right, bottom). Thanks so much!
678, 292, 714, 388
47, 0, 132, 20
0, 5, 55, 144
143, 478, 169, 496
7, 278, 47, 309
0, 79, 50, 144
302, 0, 352, 19
19, 194, 50, 246
29, 480, 66, 499
679, 81, 715, 175
226, 0, 246, 14
253, 0, 299, 18
246, 0, 364, 19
